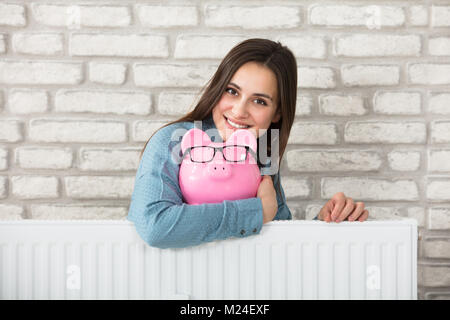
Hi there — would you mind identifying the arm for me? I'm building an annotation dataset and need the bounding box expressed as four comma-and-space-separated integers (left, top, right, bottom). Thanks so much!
127, 126, 264, 249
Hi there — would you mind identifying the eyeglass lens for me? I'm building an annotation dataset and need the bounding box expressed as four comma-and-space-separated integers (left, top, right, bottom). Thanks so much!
190, 146, 248, 162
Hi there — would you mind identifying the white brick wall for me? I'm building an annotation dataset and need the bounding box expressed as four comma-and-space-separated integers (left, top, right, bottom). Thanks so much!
0, 0, 449, 299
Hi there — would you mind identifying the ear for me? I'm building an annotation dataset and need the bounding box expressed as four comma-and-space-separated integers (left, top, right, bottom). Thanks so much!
226, 129, 258, 153
180, 128, 212, 155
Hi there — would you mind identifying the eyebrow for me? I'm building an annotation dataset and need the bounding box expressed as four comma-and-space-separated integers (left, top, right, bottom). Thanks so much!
228, 82, 273, 101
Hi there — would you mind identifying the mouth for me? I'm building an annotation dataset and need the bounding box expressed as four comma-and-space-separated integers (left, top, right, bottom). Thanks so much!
224, 116, 250, 129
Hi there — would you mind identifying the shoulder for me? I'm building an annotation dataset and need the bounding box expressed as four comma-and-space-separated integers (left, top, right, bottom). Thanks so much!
149, 120, 193, 144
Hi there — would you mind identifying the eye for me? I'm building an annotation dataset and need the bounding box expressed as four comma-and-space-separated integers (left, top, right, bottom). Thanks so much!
254, 98, 267, 106
226, 87, 238, 96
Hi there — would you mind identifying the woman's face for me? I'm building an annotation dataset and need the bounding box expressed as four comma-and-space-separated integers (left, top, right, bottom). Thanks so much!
212, 61, 280, 142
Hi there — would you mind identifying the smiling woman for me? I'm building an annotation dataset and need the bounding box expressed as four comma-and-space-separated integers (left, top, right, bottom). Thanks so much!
128, 38, 368, 250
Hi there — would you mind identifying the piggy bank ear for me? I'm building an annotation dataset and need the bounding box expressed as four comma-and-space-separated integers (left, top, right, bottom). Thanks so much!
226, 129, 257, 153
180, 128, 212, 155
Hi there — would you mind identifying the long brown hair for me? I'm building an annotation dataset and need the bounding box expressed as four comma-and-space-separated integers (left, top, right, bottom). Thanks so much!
139, 38, 297, 197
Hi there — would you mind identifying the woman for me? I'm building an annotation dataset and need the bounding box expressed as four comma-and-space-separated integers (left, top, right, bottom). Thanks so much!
128, 38, 369, 249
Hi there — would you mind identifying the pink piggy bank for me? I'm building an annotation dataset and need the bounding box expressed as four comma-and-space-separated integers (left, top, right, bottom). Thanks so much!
179, 128, 262, 205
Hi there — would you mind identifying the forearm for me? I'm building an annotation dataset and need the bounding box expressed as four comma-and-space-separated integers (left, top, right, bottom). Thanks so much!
128, 197, 264, 249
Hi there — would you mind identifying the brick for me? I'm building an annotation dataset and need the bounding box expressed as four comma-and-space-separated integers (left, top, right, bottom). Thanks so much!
134, 63, 217, 88
8, 89, 49, 114
71, 34, 168, 58
31, 204, 127, 220
29, 119, 127, 143
420, 266, 450, 287
296, 95, 313, 116
0, 148, 7, 170
427, 180, 450, 201
32, 4, 131, 27
89, 62, 127, 85
174, 35, 246, 59
280, 176, 311, 199
298, 66, 336, 89
424, 238, 450, 259
424, 292, 450, 300
65, 176, 134, 199
409, 64, 450, 85
278, 36, 327, 59
288, 122, 337, 145
286, 150, 381, 172
158, 92, 198, 116
388, 151, 421, 171
12, 33, 64, 55
319, 94, 366, 116
341, 64, 399, 86
0, 176, 5, 198
138, 5, 198, 27
309, 5, 405, 28
429, 37, 450, 56
409, 6, 428, 26
11, 176, 59, 199
79, 148, 141, 171
0, 61, 82, 85
0, 3, 26, 27
133, 120, 169, 142
363, 206, 403, 221
373, 91, 421, 115
0, 120, 22, 142
429, 93, 450, 115
0, 204, 24, 220
431, 6, 450, 27
55, 90, 152, 115
407, 207, 426, 227
321, 177, 419, 201
345, 121, 426, 144
431, 121, 450, 143
205, 5, 301, 29
16, 147, 72, 169
334, 34, 420, 57
429, 150, 450, 172
428, 207, 450, 230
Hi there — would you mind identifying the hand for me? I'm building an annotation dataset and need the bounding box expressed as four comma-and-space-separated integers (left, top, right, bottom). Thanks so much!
257, 175, 277, 224
318, 192, 369, 223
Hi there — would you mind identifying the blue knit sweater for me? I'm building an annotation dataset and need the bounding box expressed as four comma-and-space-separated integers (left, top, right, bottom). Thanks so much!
127, 115, 314, 249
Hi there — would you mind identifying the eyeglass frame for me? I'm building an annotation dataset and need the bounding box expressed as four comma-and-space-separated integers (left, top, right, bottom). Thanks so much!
182, 145, 258, 163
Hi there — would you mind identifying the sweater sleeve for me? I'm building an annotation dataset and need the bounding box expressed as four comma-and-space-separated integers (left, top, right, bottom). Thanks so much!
127, 126, 264, 249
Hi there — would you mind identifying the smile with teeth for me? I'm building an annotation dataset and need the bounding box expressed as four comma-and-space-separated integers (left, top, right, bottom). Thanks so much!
225, 117, 250, 129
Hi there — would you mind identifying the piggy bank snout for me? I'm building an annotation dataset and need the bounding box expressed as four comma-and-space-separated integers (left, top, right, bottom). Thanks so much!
207, 160, 231, 179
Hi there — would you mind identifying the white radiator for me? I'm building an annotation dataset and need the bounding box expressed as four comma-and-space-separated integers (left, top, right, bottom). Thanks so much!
0, 219, 417, 300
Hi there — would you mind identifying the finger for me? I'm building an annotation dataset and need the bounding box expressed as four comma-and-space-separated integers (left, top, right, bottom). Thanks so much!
320, 200, 333, 223
347, 202, 365, 221
357, 210, 369, 222
330, 193, 346, 221
336, 197, 355, 222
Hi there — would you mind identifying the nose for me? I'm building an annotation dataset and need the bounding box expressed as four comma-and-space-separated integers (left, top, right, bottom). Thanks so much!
231, 98, 249, 118
207, 150, 231, 179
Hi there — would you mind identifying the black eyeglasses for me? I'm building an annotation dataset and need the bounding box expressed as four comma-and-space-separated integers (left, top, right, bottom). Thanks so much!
182, 145, 257, 163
